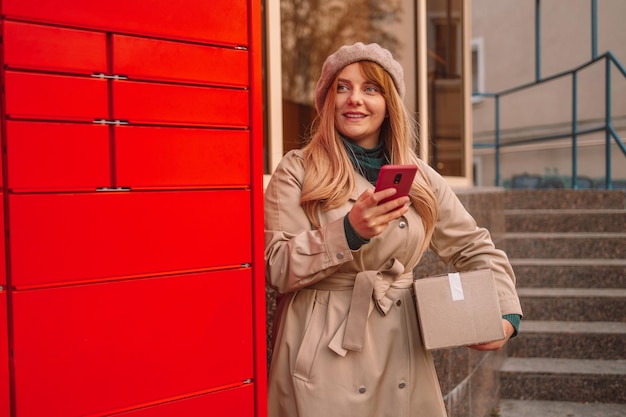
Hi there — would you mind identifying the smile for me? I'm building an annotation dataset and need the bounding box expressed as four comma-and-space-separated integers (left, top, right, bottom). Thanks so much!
343, 113, 367, 119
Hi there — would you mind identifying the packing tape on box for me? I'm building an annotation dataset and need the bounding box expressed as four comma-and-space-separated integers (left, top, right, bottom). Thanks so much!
448, 272, 464, 301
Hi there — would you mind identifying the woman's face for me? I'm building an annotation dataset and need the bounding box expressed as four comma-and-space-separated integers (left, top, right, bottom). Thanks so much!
334, 63, 387, 149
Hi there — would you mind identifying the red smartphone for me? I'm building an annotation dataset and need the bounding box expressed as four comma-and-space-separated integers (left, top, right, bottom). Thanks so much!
375, 164, 418, 205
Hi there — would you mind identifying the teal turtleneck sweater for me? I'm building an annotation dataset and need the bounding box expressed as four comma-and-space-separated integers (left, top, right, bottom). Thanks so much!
341, 138, 387, 251
342, 137, 388, 186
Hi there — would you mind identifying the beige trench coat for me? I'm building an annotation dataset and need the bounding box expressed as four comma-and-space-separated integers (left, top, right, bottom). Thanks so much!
265, 150, 522, 417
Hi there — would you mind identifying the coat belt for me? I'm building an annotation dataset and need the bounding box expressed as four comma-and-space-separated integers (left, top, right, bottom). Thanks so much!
321, 258, 413, 356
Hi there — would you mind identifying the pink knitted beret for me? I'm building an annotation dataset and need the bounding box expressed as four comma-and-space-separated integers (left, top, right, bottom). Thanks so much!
315, 42, 405, 114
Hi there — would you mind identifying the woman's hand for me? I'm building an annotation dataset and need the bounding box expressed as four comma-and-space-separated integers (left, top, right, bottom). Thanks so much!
467, 319, 515, 351
348, 188, 410, 240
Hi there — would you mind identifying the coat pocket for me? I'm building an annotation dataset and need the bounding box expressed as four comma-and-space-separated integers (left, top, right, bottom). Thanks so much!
292, 290, 328, 382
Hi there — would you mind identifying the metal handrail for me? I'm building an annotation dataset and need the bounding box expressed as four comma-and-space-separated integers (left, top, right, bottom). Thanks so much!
473, 0, 626, 190
473, 52, 626, 189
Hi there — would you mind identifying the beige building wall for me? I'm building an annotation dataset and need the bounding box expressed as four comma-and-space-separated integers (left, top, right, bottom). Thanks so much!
471, 0, 626, 187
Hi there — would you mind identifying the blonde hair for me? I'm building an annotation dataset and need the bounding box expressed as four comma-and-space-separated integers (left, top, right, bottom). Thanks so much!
301, 61, 438, 253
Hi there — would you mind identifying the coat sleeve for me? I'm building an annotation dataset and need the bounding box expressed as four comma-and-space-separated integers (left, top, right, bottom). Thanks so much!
423, 162, 523, 317
264, 151, 353, 294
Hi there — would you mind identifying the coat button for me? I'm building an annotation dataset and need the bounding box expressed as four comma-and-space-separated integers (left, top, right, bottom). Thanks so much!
399, 221, 407, 229
399, 382, 406, 389
359, 386, 366, 394
396, 300, 402, 307
337, 252, 345, 260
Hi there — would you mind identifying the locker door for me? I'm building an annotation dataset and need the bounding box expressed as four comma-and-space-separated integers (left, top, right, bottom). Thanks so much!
112, 35, 248, 87
6, 121, 110, 192
12, 269, 254, 417
9, 191, 252, 288
2, 0, 248, 45
3, 20, 106, 74
115, 126, 250, 190
113, 81, 249, 127
4, 72, 108, 122
113, 385, 255, 417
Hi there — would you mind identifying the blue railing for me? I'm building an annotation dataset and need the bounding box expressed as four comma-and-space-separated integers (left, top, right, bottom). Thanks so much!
473, 0, 626, 190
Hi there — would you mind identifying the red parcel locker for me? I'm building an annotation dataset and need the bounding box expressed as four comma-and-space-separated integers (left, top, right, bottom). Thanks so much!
4, 71, 108, 122
115, 126, 251, 190
113, 80, 249, 127
6, 121, 111, 192
1, 0, 248, 46
9, 191, 252, 288
112, 35, 249, 87
114, 385, 255, 417
1, 0, 266, 415
3, 20, 107, 74
11, 269, 254, 416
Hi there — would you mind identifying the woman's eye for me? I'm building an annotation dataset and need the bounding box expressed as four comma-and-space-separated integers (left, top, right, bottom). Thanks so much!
337, 84, 349, 92
365, 86, 379, 93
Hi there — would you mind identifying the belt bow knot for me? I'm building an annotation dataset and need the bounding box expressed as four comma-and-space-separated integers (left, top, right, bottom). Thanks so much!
328, 258, 412, 355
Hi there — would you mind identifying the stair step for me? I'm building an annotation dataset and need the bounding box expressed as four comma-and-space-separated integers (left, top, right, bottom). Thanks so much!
507, 321, 626, 359
503, 233, 626, 259
505, 209, 626, 233
517, 288, 626, 322
498, 399, 626, 417
504, 189, 625, 210
500, 357, 626, 403
500, 190, 626, 412
510, 259, 626, 288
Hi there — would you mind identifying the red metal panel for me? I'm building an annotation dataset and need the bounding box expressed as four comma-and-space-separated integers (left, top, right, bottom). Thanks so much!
113, 81, 249, 127
2, 3, 266, 417
2, 0, 248, 46
9, 191, 252, 288
0, 126, 3, 190
0, 199, 5, 286
3, 20, 106, 74
4, 71, 108, 122
11, 269, 254, 417
115, 126, 250, 190
112, 35, 248, 87
248, 0, 269, 415
0, 292, 9, 417
6, 121, 110, 192
108, 385, 254, 417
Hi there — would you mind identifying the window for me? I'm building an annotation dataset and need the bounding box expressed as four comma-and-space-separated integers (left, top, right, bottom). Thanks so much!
426, 0, 465, 177
471, 37, 484, 103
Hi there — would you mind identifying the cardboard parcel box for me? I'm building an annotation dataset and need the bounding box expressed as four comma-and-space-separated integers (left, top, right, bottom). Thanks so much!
413, 269, 505, 350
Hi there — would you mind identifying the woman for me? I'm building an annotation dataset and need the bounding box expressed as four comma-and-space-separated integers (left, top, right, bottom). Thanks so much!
265, 42, 522, 417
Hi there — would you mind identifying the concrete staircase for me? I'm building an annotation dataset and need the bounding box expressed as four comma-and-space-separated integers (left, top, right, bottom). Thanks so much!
497, 190, 626, 417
